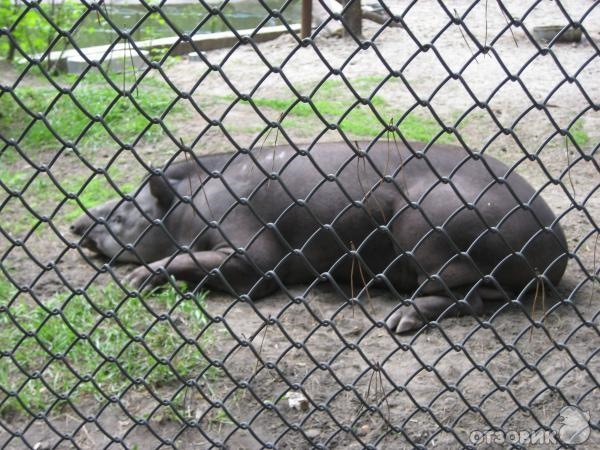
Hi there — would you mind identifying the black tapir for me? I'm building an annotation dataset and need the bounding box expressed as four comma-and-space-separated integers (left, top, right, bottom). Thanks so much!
71, 141, 568, 333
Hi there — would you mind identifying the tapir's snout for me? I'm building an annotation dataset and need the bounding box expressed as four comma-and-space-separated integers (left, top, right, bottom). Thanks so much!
70, 214, 92, 236
70, 214, 101, 253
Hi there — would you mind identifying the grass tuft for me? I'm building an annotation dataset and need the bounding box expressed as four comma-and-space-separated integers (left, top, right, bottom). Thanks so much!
0, 72, 179, 151
0, 167, 136, 234
0, 280, 212, 418
63, 174, 136, 221
0, 273, 16, 300
569, 118, 589, 148
232, 76, 455, 143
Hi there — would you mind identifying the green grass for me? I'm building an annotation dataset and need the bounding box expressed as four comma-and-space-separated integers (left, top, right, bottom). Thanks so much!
62, 174, 136, 221
310, 76, 390, 98
229, 76, 455, 143
0, 280, 212, 418
0, 72, 452, 156
0, 166, 137, 234
569, 119, 589, 148
0, 272, 16, 300
0, 71, 180, 151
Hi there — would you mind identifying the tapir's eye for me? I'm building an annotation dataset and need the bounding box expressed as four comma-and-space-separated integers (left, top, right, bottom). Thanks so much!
113, 215, 123, 224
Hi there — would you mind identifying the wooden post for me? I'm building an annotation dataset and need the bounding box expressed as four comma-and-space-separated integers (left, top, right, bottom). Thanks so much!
343, 0, 362, 38
301, 0, 312, 38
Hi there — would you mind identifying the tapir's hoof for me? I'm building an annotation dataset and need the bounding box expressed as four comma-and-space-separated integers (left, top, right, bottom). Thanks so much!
386, 306, 424, 334
124, 264, 167, 293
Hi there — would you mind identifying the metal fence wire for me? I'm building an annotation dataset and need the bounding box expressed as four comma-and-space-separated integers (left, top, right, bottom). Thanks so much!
0, 0, 598, 448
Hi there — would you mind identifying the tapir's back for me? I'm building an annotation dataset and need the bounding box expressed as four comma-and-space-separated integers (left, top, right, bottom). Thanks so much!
192, 141, 566, 289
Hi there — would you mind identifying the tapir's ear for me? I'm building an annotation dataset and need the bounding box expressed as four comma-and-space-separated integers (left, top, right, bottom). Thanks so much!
148, 173, 175, 209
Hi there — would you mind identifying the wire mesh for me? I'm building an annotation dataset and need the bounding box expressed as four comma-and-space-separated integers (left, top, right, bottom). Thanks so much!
0, 0, 598, 448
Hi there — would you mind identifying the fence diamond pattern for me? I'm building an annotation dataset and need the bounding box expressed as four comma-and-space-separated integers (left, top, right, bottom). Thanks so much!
0, 1, 598, 449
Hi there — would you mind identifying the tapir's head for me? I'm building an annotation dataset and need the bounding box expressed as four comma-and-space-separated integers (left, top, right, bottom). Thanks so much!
70, 174, 177, 263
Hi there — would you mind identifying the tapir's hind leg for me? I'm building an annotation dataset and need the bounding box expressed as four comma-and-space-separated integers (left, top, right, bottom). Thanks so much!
386, 289, 485, 334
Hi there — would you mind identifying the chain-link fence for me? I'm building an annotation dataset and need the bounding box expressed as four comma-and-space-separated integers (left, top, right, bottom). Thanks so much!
0, 0, 598, 448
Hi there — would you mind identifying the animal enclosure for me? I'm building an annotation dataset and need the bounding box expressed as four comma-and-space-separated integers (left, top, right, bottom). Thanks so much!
0, 0, 598, 448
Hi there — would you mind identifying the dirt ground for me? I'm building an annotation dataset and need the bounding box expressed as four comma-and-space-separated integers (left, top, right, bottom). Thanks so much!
1, 1, 599, 449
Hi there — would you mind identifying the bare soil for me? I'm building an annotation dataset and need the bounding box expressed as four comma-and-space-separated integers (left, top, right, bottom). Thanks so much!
1, 1, 599, 449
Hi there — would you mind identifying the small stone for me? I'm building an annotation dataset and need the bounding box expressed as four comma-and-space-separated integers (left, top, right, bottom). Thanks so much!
287, 392, 309, 411
305, 428, 321, 439
33, 442, 52, 450
357, 424, 370, 436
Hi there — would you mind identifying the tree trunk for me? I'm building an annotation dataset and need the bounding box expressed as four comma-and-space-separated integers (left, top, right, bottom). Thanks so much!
7, 40, 16, 61
343, 0, 362, 38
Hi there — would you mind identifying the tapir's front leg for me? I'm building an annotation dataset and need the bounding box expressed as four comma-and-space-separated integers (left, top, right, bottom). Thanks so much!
124, 249, 272, 297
